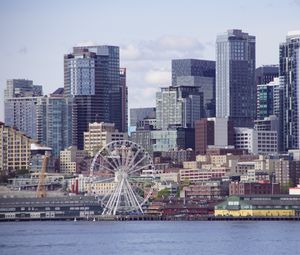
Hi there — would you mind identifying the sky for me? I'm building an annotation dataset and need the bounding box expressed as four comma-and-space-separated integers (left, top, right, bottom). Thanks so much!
0, 0, 299, 121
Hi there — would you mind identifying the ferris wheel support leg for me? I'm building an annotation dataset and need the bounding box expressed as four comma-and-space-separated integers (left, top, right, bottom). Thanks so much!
113, 178, 125, 215
124, 180, 138, 210
102, 180, 121, 215
126, 179, 144, 214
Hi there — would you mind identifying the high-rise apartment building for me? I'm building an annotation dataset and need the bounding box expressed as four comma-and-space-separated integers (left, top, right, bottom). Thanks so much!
156, 86, 203, 130
0, 122, 34, 173
172, 59, 216, 117
64, 45, 124, 149
280, 31, 300, 150
216, 29, 256, 127
36, 88, 72, 157
5, 97, 39, 139
4, 79, 43, 139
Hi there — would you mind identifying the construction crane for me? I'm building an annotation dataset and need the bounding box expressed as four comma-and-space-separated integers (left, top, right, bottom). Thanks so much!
36, 154, 49, 198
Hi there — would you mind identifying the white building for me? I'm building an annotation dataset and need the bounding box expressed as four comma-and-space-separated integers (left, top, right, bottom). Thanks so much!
234, 128, 278, 155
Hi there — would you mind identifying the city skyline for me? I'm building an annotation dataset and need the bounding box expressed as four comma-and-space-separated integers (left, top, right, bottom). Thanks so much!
1, 0, 300, 122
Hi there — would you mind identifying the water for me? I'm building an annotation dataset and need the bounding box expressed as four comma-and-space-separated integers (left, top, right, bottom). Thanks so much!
0, 221, 299, 255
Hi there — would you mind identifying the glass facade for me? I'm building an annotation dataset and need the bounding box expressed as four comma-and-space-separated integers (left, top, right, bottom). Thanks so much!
64, 45, 123, 149
216, 29, 256, 127
36, 93, 72, 157
256, 78, 280, 119
280, 31, 300, 150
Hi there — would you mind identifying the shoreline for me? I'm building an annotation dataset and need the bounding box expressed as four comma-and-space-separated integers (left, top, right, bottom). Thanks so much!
2, 215, 300, 222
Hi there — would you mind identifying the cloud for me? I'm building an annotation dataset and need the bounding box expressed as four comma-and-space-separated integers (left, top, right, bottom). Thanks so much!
144, 69, 170, 85
120, 35, 205, 61
129, 86, 158, 109
292, 0, 300, 6
121, 44, 141, 60
76, 41, 97, 47
158, 35, 202, 50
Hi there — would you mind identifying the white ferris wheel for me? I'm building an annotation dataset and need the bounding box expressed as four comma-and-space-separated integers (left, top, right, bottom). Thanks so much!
89, 140, 155, 216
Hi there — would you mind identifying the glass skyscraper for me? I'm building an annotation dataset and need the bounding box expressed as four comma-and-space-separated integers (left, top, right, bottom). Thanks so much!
280, 31, 300, 150
216, 29, 256, 127
36, 89, 72, 157
64, 45, 124, 149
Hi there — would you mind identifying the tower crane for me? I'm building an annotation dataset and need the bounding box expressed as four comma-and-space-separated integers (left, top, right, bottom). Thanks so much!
36, 154, 49, 198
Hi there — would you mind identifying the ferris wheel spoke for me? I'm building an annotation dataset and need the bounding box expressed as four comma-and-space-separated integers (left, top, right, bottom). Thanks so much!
127, 154, 147, 173
125, 179, 143, 213
107, 148, 121, 170
98, 152, 119, 172
113, 178, 125, 215
125, 147, 143, 170
116, 149, 123, 169
125, 181, 139, 209
93, 161, 114, 174
121, 142, 126, 167
124, 148, 132, 169
128, 162, 152, 175
103, 180, 121, 215
94, 177, 115, 183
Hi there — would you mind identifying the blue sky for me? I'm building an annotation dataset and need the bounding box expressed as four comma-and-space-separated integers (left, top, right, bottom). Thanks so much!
0, 0, 299, 121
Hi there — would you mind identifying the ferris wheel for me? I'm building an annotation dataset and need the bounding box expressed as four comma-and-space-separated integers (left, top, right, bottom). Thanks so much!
90, 140, 155, 216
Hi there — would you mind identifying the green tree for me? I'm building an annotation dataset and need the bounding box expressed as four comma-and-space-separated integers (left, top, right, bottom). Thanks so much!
157, 188, 170, 199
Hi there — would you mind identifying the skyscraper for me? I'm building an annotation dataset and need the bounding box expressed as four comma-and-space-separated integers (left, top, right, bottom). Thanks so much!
120, 68, 128, 133
216, 29, 256, 127
280, 31, 300, 150
172, 59, 216, 117
64, 45, 123, 149
4, 79, 43, 139
36, 88, 72, 157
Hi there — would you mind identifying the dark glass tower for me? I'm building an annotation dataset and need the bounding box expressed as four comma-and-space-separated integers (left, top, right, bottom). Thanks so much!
216, 29, 256, 127
64, 45, 122, 149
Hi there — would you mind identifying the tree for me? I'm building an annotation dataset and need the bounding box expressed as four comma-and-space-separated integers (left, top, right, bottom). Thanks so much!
157, 188, 170, 199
